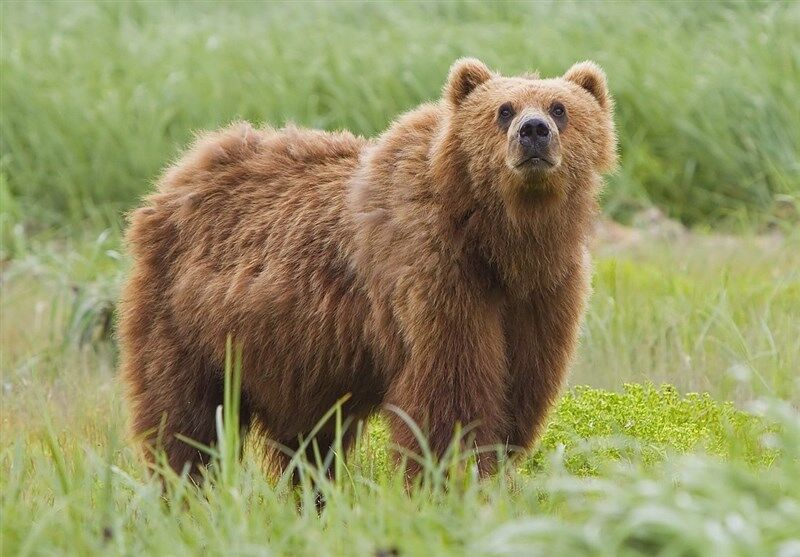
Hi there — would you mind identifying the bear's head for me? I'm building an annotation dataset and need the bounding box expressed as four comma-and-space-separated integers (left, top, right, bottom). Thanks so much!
440, 58, 617, 202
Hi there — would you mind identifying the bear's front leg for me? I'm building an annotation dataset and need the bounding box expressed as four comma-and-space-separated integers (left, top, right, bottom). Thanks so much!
505, 260, 591, 452
385, 277, 510, 478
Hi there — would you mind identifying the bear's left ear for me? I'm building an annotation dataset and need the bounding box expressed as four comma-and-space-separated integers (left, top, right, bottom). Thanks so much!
445, 58, 493, 106
564, 61, 610, 110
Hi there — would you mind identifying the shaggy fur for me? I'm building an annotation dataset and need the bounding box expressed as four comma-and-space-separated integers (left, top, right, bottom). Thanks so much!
119, 58, 617, 478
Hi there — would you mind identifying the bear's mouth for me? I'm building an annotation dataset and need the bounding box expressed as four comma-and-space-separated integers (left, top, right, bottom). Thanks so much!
515, 156, 557, 170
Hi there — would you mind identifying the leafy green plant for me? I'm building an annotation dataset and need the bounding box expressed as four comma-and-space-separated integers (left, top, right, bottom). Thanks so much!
527, 383, 776, 473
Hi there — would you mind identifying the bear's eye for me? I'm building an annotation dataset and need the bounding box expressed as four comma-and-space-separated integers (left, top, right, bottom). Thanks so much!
498, 103, 515, 121
551, 102, 566, 118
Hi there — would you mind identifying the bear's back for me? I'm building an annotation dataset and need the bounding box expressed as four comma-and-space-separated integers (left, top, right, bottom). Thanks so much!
127, 122, 368, 267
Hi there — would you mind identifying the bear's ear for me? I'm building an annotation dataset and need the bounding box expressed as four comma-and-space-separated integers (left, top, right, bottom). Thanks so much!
564, 61, 610, 110
445, 58, 493, 106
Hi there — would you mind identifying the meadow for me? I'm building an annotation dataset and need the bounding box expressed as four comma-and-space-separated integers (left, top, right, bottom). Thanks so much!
1, 1, 799, 556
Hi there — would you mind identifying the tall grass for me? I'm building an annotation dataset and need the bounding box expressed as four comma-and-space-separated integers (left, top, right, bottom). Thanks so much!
2, 0, 798, 232
2, 229, 797, 554
2, 331, 797, 556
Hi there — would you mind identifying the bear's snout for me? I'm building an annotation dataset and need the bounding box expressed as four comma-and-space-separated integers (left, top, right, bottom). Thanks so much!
519, 117, 551, 145
508, 115, 561, 173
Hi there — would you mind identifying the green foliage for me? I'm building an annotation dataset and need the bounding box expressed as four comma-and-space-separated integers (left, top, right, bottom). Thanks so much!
529, 384, 775, 473
359, 384, 776, 480
2, 1, 798, 231
579, 238, 800, 401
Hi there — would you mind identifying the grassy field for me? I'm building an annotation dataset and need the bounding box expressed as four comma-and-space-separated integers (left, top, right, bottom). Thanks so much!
2, 226, 798, 555
1, 1, 799, 556
2, 1, 799, 233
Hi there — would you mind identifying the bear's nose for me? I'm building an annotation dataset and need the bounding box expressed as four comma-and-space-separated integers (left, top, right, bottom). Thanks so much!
519, 118, 551, 145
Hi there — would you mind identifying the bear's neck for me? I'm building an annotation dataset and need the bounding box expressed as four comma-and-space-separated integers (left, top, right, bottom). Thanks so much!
469, 188, 597, 297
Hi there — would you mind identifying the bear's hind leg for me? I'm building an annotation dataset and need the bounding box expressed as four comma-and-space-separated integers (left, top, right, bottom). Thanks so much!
265, 418, 365, 485
126, 349, 251, 480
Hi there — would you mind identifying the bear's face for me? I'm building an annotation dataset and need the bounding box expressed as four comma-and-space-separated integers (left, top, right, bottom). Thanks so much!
443, 58, 617, 199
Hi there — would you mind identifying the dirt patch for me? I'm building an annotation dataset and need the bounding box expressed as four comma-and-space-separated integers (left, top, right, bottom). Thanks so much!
593, 208, 785, 254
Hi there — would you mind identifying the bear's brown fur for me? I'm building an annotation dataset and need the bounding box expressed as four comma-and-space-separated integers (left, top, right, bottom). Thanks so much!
119, 58, 617, 478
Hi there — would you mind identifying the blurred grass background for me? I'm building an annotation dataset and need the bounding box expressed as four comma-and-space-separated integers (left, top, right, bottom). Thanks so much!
3, 0, 797, 404
1, 0, 799, 237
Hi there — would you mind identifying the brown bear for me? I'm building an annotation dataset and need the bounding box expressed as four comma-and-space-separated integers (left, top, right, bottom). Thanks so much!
119, 58, 617, 479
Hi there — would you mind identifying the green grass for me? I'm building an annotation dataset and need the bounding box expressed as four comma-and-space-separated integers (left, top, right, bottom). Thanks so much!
2, 229, 798, 555
577, 233, 800, 401
2, 1, 800, 555
1, 0, 799, 232
2, 341, 797, 556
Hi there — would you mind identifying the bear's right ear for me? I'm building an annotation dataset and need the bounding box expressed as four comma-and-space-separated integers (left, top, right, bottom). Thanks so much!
444, 58, 493, 106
